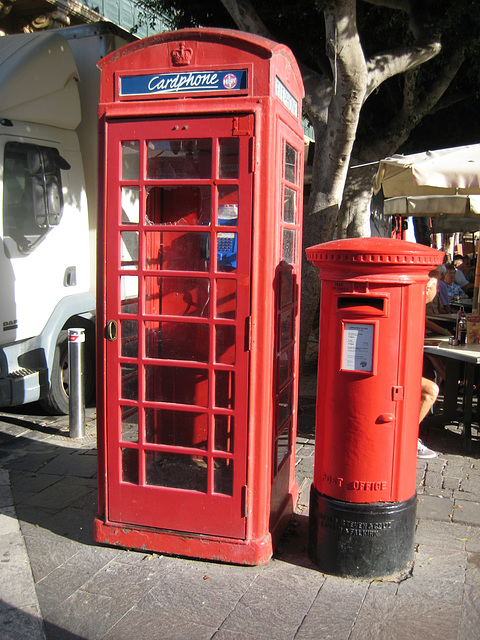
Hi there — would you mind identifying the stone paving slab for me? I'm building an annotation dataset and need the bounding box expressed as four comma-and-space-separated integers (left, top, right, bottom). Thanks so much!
0, 470, 45, 640
0, 402, 479, 640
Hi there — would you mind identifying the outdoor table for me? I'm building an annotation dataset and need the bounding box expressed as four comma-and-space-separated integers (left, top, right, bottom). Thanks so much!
427, 313, 465, 324
426, 312, 470, 334
451, 299, 473, 311
424, 336, 480, 451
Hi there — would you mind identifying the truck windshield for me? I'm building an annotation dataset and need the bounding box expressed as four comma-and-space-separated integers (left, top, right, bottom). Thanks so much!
2, 141, 69, 255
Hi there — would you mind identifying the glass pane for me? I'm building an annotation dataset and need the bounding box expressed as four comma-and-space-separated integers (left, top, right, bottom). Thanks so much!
214, 415, 234, 452
218, 186, 238, 226
121, 406, 138, 443
120, 275, 138, 302
147, 139, 212, 179
145, 231, 209, 272
122, 448, 138, 483
216, 325, 236, 364
144, 276, 210, 317
145, 366, 209, 406
284, 186, 296, 223
145, 452, 207, 492
122, 141, 140, 180
216, 279, 236, 319
276, 426, 290, 471
121, 297, 138, 315
282, 229, 295, 265
219, 138, 239, 178
145, 408, 208, 449
145, 186, 211, 225
278, 386, 292, 428
144, 322, 160, 360
121, 364, 138, 401
278, 348, 293, 390
121, 319, 138, 358
280, 308, 294, 348
145, 321, 209, 362
285, 143, 297, 184
214, 458, 233, 495
121, 231, 139, 270
279, 268, 294, 308
216, 231, 237, 271
121, 187, 140, 223
215, 370, 234, 409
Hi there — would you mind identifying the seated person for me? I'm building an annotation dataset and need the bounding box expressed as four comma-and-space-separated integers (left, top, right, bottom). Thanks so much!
425, 269, 448, 314
464, 255, 476, 282
444, 263, 469, 302
419, 275, 452, 460
424, 275, 451, 381
453, 254, 473, 294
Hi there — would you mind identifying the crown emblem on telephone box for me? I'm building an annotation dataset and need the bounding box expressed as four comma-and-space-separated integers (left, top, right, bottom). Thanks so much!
171, 42, 193, 66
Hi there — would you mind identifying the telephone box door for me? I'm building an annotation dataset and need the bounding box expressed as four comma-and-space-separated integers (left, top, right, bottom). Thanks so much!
103, 115, 252, 538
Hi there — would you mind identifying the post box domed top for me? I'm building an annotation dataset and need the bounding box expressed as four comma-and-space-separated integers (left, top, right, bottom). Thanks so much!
306, 237, 443, 275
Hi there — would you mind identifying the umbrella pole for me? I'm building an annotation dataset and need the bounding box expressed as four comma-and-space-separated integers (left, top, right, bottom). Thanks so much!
473, 236, 480, 314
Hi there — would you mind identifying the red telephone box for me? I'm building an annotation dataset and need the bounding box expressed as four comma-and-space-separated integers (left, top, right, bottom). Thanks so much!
93, 29, 304, 565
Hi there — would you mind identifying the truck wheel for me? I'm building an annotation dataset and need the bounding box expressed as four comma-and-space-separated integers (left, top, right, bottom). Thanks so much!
40, 330, 95, 415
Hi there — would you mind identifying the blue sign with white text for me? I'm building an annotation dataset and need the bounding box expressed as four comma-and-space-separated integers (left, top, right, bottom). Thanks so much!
120, 70, 248, 97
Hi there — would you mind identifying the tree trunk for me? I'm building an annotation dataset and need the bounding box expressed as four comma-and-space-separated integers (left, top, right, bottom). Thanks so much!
337, 164, 378, 238
298, 0, 368, 368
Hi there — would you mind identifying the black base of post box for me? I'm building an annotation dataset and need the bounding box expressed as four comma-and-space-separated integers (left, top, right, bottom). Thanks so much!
308, 485, 417, 579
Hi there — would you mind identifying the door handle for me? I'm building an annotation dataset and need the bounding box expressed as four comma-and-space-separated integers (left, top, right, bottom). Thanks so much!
375, 413, 395, 424
106, 320, 117, 342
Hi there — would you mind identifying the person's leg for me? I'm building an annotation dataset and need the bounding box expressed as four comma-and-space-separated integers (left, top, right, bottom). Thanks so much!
418, 377, 439, 459
419, 377, 439, 423
425, 354, 446, 386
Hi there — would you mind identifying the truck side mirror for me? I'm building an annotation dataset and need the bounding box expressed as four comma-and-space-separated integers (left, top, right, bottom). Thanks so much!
27, 148, 70, 228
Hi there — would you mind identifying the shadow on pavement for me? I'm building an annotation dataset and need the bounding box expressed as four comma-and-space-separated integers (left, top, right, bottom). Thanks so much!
0, 600, 88, 640
0, 426, 98, 547
0, 417, 316, 571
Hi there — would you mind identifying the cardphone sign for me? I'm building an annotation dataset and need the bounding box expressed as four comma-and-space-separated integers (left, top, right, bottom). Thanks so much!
119, 69, 248, 97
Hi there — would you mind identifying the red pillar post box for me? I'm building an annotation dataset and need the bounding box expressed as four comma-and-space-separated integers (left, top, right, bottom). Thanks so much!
93, 29, 304, 565
306, 238, 443, 578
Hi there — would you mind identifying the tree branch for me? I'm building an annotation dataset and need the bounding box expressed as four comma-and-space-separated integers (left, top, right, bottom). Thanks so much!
430, 89, 469, 116
307, 0, 367, 216
416, 48, 465, 114
361, 0, 410, 10
361, 0, 436, 40
218, 0, 271, 37
366, 41, 441, 98
357, 48, 465, 162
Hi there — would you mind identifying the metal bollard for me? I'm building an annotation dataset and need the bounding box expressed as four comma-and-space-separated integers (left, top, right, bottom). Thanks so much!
68, 328, 85, 439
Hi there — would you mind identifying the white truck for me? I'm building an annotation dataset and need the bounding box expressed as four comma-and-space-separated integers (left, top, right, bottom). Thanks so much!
0, 22, 135, 413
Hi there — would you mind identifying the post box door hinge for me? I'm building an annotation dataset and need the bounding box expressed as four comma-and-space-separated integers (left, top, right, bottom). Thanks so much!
392, 386, 404, 401
232, 114, 254, 136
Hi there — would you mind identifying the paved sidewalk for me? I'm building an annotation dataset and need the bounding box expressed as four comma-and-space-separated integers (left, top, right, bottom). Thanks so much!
0, 388, 480, 639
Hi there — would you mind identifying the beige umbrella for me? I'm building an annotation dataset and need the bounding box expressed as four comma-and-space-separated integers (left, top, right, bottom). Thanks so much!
374, 144, 480, 197
374, 145, 480, 311
383, 194, 480, 217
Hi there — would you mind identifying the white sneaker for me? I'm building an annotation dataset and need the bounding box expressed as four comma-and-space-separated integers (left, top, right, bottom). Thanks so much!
417, 439, 437, 459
